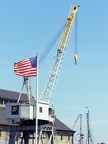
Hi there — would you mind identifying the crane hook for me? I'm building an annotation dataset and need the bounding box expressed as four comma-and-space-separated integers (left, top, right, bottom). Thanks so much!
74, 54, 78, 65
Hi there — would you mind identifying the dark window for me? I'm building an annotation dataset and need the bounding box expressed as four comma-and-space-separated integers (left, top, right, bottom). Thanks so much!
68, 136, 70, 141
11, 106, 19, 115
39, 107, 42, 113
61, 134, 63, 140
0, 131, 1, 137
0, 100, 3, 104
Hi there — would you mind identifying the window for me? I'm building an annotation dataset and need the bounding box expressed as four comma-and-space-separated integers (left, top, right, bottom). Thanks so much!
61, 134, 63, 140
11, 106, 19, 115
68, 136, 70, 141
0, 131, 1, 137
39, 107, 42, 113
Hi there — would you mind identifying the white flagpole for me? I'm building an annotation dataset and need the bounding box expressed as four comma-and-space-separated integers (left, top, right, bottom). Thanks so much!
35, 53, 39, 144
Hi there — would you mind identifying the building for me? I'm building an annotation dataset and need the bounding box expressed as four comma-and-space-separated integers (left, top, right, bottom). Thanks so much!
0, 89, 75, 144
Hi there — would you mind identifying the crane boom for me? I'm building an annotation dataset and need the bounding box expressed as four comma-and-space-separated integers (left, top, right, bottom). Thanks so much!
59, 6, 79, 49
41, 5, 79, 103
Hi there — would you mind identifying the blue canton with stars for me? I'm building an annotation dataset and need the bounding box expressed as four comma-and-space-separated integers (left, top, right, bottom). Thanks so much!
30, 57, 37, 67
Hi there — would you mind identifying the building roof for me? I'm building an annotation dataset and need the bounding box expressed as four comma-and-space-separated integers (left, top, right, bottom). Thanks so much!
0, 89, 28, 102
55, 117, 73, 132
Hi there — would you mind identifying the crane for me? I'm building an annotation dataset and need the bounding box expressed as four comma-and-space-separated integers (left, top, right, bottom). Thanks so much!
6, 5, 79, 123
6, 6, 80, 143
41, 5, 79, 104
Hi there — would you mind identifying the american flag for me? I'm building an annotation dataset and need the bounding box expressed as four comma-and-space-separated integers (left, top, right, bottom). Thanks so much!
14, 57, 37, 77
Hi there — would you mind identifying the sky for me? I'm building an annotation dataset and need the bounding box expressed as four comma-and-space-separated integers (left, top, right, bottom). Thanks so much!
0, 0, 108, 143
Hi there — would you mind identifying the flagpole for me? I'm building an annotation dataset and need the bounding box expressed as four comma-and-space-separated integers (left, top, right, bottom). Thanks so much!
35, 53, 39, 144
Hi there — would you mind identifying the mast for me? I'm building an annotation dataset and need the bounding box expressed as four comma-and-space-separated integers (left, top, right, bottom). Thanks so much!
87, 109, 90, 144
80, 114, 82, 144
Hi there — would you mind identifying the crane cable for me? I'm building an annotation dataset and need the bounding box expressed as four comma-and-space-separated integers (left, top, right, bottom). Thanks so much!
30, 21, 67, 88
74, 13, 78, 65
39, 21, 67, 64
72, 114, 80, 130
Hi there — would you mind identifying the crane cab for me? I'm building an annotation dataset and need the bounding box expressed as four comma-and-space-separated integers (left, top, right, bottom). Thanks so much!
5, 100, 55, 123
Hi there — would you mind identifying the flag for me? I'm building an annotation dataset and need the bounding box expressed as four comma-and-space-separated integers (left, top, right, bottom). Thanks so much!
14, 56, 37, 77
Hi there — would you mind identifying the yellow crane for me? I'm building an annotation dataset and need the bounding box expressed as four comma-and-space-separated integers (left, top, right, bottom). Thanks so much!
41, 5, 79, 103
